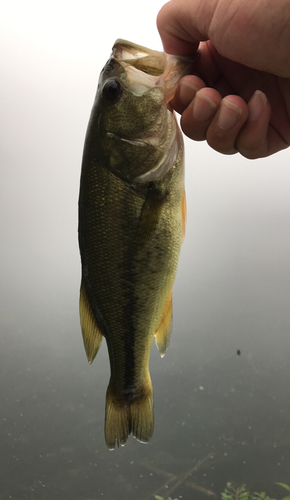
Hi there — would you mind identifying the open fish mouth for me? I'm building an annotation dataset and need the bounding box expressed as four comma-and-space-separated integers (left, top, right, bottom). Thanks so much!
112, 39, 194, 102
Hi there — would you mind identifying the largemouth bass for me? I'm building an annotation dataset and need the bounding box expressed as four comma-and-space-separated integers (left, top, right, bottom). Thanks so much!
78, 39, 192, 450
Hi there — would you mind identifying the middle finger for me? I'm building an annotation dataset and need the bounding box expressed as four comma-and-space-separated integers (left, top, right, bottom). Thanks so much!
180, 87, 221, 141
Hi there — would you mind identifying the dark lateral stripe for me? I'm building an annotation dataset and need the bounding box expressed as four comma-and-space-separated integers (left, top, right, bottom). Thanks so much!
120, 184, 166, 400
121, 260, 137, 401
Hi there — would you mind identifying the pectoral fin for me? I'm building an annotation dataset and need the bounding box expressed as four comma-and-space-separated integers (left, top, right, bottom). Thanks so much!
137, 183, 168, 247
154, 290, 173, 358
79, 278, 103, 363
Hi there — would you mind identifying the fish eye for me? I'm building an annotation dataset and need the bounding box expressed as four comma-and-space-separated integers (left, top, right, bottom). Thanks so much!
102, 79, 123, 101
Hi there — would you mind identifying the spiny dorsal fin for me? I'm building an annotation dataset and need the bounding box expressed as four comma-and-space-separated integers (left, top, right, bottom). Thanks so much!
79, 278, 103, 363
154, 290, 173, 358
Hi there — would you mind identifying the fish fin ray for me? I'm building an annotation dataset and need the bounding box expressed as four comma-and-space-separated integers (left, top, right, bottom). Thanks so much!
130, 386, 154, 445
105, 375, 154, 450
79, 278, 103, 363
154, 290, 173, 357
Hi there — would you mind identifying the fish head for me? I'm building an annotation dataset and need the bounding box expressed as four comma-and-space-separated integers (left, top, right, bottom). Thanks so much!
86, 39, 194, 184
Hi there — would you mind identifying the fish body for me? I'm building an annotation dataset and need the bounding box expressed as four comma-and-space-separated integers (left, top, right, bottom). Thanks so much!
78, 40, 192, 449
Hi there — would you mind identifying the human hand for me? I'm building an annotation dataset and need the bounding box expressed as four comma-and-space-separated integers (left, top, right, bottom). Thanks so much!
157, 0, 290, 158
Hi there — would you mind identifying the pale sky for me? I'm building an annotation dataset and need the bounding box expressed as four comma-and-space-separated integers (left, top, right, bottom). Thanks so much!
1, 0, 290, 307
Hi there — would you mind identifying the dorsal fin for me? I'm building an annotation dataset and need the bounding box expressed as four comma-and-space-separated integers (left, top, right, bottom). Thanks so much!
154, 290, 173, 358
79, 278, 103, 363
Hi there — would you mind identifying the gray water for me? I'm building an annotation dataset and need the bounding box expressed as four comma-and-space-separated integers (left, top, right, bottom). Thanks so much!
1, 2, 290, 496
1, 147, 290, 499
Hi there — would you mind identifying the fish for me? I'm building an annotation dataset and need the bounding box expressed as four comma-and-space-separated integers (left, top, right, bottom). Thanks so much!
78, 39, 193, 450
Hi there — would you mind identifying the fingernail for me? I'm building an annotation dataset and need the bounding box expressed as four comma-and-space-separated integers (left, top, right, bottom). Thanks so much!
217, 98, 242, 130
193, 91, 217, 121
248, 90, 267, 122
179, 80, 200, 107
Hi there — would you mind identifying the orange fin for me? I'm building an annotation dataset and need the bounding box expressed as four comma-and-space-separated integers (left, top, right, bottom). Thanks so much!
79, 278, 103, 363
154, 290, 173, 358
182, 190, 186, 243
105, 374, 154, 450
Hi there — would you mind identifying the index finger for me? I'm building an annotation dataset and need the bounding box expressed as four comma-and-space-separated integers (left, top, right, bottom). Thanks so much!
156, 0, 211, 55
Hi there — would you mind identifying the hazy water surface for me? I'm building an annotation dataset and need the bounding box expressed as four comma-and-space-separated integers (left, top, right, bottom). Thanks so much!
1, 1, 290, 498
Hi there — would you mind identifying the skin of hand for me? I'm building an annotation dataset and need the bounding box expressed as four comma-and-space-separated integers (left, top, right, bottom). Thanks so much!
157, 0, 290, 158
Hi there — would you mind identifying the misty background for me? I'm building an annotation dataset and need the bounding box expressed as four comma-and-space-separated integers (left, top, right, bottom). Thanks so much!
1, 1, 290, 499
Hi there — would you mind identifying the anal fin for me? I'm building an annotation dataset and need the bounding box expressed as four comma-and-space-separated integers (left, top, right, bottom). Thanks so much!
79, 278, 103, 363
154, 289, 173, 357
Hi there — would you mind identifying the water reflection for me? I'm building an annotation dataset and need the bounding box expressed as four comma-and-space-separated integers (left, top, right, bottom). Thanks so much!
2, 0, 290, 497
1, 233, 290, 499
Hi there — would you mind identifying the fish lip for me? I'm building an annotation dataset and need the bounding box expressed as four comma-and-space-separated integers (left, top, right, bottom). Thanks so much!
111, 39, 196, 101
112, 39, 166, 70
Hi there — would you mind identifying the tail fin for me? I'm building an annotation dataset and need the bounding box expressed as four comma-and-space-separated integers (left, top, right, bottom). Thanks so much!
105, 375, 154, 450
